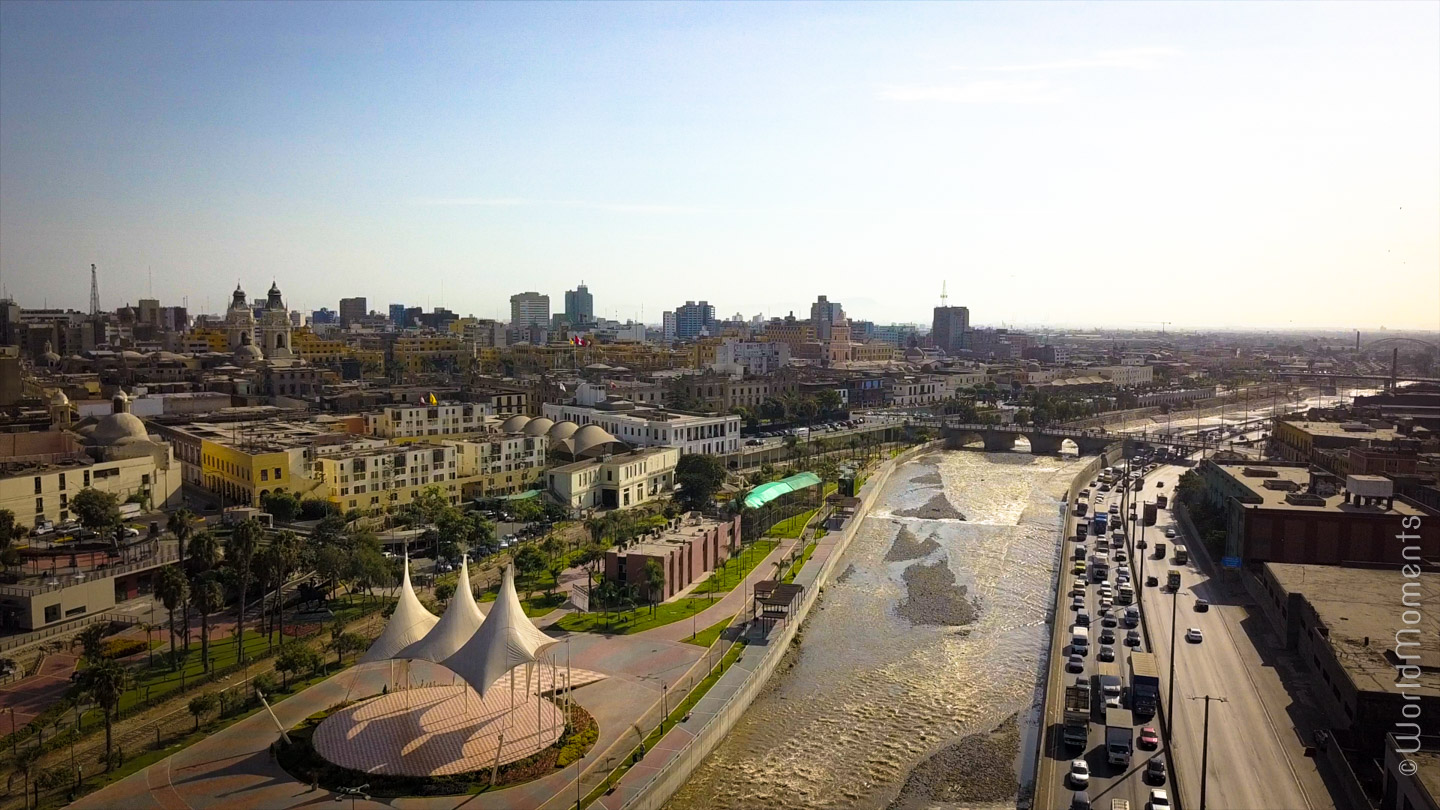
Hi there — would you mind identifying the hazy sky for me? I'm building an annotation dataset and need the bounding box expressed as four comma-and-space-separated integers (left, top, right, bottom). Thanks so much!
2, 1, 1437, 330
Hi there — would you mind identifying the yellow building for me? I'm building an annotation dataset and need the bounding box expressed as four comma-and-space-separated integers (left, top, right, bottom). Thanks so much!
312, 442, 464, 514
392, 336, 471, 375
151, 419, 345, 507
292, 327, 350, 366
851, 341, 895, 363
762, 320, 816, 351
452, 435, 547, 498
183, 327, 229, 354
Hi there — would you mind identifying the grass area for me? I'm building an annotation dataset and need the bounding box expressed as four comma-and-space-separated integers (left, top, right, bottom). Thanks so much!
691, 539, 777, 596
115, 630, 275, 714
781, 541, 817, 584
822, 481, 838, 497
553, 596, 713, 635
683, 615, 735, 647
767, 508, 818, 539
583, 637, 748, 807
478, 587, 566, 617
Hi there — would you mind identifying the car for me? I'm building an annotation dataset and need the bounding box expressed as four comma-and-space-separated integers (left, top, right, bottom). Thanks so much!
1146, 575, 1159, 587
1068, 759, 1091, 788
1098, 644, 1116, 662
1145, 758, 1167, 785
1101, 615, 1118, 628
1139, 727, 1159, 749
1194, 598, 1209, 612
1186, 628, 1204, 643
56, 520, 80, 532
1099, 597, 1114, 611
1137, 538, 1147, 549
1067, 654, 1085, 673
1073, 561, 1087, 575
1126, 629, 1142, 647
122, 526, 140, 538
1099, 629, 1116, 645
1164, 527, 1176, 539
1071, 790, 1093, 810
1148, 788, 1171, 809
435, 561, 453, 573
1076, 611, 1091, 626
1071, 597, 1085, 611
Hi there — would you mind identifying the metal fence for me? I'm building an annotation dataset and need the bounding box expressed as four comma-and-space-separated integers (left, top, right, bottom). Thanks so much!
0, 612, 141, 656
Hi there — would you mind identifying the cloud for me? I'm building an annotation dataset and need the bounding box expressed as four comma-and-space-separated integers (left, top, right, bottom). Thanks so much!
972, 47, 1180, 73
877, 79, 1057, 104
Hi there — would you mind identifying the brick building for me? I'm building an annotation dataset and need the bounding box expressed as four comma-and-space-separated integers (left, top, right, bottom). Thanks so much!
603, 514, 741, 601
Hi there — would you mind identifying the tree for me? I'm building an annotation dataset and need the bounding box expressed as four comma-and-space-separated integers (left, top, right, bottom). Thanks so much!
643, 559, 665, 615
259, 490, 301, 522
815, 389, 843, 418
578, 542, 607, 595
311, 514, 347, 547
329, 632, 366, 667
155, 565, 189, 670
434, 581, 456, 605
72, 623, 107, 662
541, 533, 565, 563
167, 509, 197, 562
275, 642, 318, 690
675, 454, 726, 512
76, 656, 128, 769
189, 574, 223, 673
260, 531, 304, 644
226, 519, 263, 664
512, 545, 545, 598
314, 545, 348, 600
70, 488, 121, 534
188, 693, 219, 732
545, 560, 565, 597
510, 497, 544, 523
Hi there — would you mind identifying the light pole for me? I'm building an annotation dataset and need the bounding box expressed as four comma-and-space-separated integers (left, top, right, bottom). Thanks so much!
1166, 584, 1179, 746
1189, 695, 1228, 810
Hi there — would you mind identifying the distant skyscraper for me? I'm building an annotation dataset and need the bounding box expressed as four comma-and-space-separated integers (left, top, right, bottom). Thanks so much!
510, 291, 550, 328
311, 307, 337, 325
564, 283, 594, 325
339, 297, 367, 326
673, 300, 715, 339
662, 311, 677, 343
932, 306, 970, 354
810, 295, 846, 340
389, 303, 407, 325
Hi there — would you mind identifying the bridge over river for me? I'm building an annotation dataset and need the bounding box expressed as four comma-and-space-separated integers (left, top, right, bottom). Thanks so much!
913, 419, 1210, 455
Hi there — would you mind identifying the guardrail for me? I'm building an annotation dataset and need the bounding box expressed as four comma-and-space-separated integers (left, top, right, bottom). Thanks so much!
0, 611, 141, 654
0, 549, 178, 597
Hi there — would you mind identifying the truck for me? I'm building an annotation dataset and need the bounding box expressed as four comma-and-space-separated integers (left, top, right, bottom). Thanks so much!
1153, 541, 1167, 560
1090, 553, 1110, 582
1092, 513, 1109, 536
1167, 569, 1182, 591
1173, 544, 1189, 565
1129, 652, 1160, 716
1156, 494, 1168, 509
1105, 708, 1134, 766
1143, 502, 1158, 526
1063, 679, 1092, 748
1117, 582, 1135, 605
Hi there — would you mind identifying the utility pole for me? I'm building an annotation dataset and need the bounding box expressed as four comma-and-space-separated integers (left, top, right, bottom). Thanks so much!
1189, 695, 1228, 810
1166, 585, 1179, 745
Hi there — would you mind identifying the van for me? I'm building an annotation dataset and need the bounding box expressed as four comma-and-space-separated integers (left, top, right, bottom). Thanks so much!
1071, 625, 1090, 651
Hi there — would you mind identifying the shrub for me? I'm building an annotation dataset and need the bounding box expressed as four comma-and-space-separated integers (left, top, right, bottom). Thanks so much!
555, 722, 597, 768
251, 672, 278, 698
100, 637, 148, 659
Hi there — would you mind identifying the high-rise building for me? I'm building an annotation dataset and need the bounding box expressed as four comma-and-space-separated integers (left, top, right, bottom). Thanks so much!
510, 291, 550, 328
932, 306, 969, 354
339, 297, 367, 326
810, 295, 846, 340
311, 308, 337, 326
564, 283, 594, 325
673, 301, 715, 339
389, 304, 407, 325
662, 311, 677, 343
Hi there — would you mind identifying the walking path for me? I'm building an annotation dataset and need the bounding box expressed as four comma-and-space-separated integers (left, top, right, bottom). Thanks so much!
642, 537, 799, 644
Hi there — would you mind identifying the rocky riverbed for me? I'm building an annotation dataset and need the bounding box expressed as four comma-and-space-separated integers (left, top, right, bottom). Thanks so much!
884, 714, 1021, 810
893, 493, 966, 520
885, 525, 940, 562
896, 559, 979, 626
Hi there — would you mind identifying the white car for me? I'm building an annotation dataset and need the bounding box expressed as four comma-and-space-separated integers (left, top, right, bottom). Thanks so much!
1186, 628, 1204, 643
1148, 789, 1171, 809
1164, 527, 1176, 539
1068, 759, 1091, 788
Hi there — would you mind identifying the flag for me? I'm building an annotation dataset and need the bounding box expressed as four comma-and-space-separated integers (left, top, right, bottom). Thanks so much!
427, 393, 437, 405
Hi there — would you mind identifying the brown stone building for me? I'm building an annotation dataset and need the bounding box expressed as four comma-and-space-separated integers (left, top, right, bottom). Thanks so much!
604, 514, 742, 601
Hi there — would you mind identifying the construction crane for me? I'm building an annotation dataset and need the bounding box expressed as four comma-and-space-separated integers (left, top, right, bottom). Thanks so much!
1132, 320, 1171, 334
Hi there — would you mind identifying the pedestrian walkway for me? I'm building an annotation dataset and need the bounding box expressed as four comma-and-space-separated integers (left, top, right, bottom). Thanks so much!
641, 537, 799, 644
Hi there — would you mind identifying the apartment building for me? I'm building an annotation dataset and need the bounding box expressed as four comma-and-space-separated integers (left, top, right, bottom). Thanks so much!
453, 434, 546, 498
673, 373, 791, 412
603, 514, 741, 600
713, 339, 791, 376
313, 442, 461, 513
889, 375, 946, 407
365, 402, 494, 438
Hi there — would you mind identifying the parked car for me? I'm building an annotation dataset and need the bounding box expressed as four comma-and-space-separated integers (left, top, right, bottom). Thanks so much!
1148, 788, 1171, 809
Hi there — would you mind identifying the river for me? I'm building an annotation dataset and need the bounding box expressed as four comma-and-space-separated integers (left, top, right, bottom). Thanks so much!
666, 447, 1092, 810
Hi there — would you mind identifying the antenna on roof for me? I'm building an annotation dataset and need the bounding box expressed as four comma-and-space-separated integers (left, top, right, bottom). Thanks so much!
940, 281, 948, 307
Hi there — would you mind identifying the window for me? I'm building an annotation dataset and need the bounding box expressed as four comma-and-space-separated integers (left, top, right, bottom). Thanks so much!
35, 498, 43, 514
43, 605, 60, 624
33, 477, 41, 494
260, 469, 269, 481
58, 473, 66, 491
65, 605, 86, 618
273, 467, 282, 480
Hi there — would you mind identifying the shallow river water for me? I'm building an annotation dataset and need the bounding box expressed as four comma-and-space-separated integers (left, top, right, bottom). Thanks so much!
666, 449, 1091, 810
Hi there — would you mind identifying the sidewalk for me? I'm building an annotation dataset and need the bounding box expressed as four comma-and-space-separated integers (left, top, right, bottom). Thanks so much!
642, 538, 799, 644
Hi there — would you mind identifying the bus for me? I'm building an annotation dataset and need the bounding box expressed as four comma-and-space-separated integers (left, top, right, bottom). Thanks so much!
1173, 544, 1188, 565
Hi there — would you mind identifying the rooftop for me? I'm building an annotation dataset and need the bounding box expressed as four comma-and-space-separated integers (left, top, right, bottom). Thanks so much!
1266, 563, 1440, 697
619, 513, 733, 558
1417, 749, 1440, 806
1219, 462, 1428, 516
548, 445, 673, 475
1280, 420, 1404, 442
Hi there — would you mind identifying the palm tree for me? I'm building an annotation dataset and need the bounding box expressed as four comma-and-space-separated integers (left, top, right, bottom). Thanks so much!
190, 574, 224, 674
643, 559, 664, 615
155, 565, 189, 670
72, 623, 106, 662
264, 531, 303, 644
77, 656, 128, 770
184, 529, 222, 652
226, 519, 263, 664
167, 509, 197, 563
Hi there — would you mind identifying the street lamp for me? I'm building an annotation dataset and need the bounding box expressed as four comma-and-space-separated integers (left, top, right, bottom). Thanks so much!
333, 783, 369, 810
1189, 695, 1228, 810
1166, 582, 1179, 746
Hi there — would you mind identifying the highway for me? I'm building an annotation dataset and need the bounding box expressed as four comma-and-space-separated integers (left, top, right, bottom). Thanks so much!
1136, 460, 1333, 810
1036, 468, 1173, 810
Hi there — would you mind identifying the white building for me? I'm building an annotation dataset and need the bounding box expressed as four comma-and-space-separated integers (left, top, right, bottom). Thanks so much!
365, 402, 495, 438
547, 446, 679, 512
1095, 365, 1154, 387
712, 338, 791, 376
543, 401, 740, 455
890, 375, 947, 407
661, 311, 677, 343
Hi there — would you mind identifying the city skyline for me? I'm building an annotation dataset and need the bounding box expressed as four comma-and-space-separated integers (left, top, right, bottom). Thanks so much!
2, 2, 1438, 329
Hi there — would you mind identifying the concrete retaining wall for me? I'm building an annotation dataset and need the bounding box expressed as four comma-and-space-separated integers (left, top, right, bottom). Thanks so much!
617, 442, 938, 810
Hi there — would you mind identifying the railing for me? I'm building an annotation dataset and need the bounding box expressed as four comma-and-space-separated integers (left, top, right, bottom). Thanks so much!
0, 611, 141, 654
0, 549, 179, 597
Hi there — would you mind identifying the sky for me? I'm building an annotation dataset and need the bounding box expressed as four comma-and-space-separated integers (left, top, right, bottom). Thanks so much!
1, 1, 1437, 330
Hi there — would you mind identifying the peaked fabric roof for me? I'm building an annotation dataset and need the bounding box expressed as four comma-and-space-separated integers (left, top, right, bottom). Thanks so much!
441, 564, 557, 698
744, 472, 823, 509
358, 558, 439, 664
398, 555, 485, 663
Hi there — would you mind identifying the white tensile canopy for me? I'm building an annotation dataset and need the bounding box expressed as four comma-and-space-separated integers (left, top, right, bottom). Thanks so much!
358, 557, 439, 664
398, 555, 485, 663
441, 564, 557, 698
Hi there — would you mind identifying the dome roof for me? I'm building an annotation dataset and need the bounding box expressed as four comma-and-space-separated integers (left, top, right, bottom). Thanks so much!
570, 424, 623, 457
150, 351, 186, 362
48, 390, 69, 406
546, 420, 580, 441
120, 350, 145, 360
92, 412, 149, 445
521, 417, 554, 437
233, 343, 264, 366
499, 414, 531, 433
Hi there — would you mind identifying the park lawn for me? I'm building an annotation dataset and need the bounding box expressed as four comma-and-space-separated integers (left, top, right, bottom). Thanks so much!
782, 541, 818, 584
768, 509, 818, 539
552, 596, 715, 635
478, 586, 566, 617
683, 615, 734, 647
690, 539, 778, 596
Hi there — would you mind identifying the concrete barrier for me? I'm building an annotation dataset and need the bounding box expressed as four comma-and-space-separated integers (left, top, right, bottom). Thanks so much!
615, 442, 939, 810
